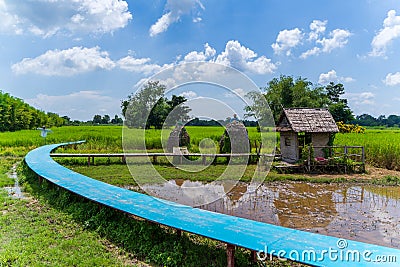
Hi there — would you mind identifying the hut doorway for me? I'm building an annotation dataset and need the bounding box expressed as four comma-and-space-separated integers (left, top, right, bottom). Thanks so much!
298, 132, 312, 159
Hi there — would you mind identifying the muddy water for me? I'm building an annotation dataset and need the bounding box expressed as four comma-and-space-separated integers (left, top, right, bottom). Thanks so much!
140, 181, 400, 248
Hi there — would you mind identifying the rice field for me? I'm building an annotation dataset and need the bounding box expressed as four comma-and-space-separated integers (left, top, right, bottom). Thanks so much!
1, 125, 400, 170
334, 129, 400, 170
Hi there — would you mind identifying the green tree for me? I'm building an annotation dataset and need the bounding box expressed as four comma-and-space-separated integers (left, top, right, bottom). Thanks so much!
93, 114, 102, 124
122, 81, 191, 129
0, 90, 64, 132
245, 76, 354, 124
101, 115, 110, 124
165, 95, 191, 126
111, 115, 123, 124
248, 75, 328, 123
122, 81, 166, 128
325, 82, 354, 123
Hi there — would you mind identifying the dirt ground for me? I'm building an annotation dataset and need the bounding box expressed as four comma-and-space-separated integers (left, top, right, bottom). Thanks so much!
303, 164, 400, 181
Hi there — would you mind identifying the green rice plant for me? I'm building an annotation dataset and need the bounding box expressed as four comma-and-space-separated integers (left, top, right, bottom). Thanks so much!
334, 128, 400, 170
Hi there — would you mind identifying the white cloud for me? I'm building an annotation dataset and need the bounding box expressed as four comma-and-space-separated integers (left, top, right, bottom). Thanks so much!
274, 20, 351, 59
318, 29, 351, 53
68, 0, 132, 34
0, 0, 132, 37
0, 0, 23, 34
301, 28, 351, 59
345, 92, 375, 105
319, 70, 338, 84
224, 88, 246, 98
12, 41, 276, 77
149, 0, 204, 37
318, 70, 355, 84
300, 47, 320, 59
12, 46, 115, 76
370, 10, 400, 57
117, 56, 173, 75
149, 12, 175, 37
180, 90, 197, 99
26, 90, 120, 120
271, 28, 303, 56
182, 43, 216, 62
216, 40, 276, 74
384, 72, 400, 86
309, 20, 327, 40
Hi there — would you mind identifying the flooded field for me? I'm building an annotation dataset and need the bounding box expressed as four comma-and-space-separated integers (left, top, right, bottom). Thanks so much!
138, 180, 400, 248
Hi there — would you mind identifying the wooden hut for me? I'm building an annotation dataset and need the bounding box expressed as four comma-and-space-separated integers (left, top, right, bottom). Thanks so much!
276, 108, 339, 163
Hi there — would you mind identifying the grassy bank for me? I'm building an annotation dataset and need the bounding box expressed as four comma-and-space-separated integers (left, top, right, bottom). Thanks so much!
65, 161, 400, 188
1, 153, 298, 266
0, 183, 136, 266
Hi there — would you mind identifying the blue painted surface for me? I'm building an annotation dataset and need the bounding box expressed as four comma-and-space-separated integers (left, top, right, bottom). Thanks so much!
25, 142, 400, 267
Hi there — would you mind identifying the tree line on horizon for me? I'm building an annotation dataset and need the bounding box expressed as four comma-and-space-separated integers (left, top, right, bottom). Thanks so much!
121, 77, 400, 129
1, 75, 400, 132
0, 91, 65, 132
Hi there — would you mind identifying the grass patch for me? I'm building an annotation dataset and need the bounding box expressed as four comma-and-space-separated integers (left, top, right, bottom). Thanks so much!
64, 161, 360, 187
0, 157, 18, 187
371, 175, 400, 186
0, 189, 135, 266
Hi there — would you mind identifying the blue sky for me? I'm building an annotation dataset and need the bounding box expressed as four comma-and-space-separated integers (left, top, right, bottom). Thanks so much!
1, 0, 400, 120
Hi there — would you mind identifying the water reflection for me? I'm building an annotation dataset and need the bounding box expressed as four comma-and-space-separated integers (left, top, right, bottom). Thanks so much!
140, 180, 400, 248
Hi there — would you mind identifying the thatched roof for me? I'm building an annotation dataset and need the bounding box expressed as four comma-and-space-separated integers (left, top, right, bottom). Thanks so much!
276, 108, 339, 133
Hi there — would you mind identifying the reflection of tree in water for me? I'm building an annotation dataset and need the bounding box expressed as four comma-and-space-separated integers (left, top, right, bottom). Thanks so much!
273, 183, 339, 229
333, 185, 400, 248
364, 186, 400, 201
140, 180, 400, 248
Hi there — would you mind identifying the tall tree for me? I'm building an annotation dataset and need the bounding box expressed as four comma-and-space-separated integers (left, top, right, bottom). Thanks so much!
325, 82, 353, 123
122, 81, 191, 129
101, 115, 110, 124
93, 114, 102, 124
245, 76, 354, 124
248, 75, 328, 123
165, 95, 191, 126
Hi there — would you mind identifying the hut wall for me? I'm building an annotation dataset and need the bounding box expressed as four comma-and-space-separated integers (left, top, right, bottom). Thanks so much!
280, 131, 299, 163
311, 133, 330, 158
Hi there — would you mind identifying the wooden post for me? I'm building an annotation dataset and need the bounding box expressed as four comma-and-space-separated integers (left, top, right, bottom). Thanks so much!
344, 146, 348, 174
307, 146, 311, 172
226, 244, 235, 267
361, 146, 365, 172
122, 156, 126, 164
176, 229, 182, 237
38, 175, 43, 184
153, 155, 157, 164
250, 250, 258, 262
87, 156, 90, 166
202, 155, 206, 165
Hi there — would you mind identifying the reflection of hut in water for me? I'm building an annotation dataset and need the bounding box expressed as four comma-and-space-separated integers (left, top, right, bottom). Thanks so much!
219, 120, 250, 154
167, 124, 190, 152
276, 108, 339, 163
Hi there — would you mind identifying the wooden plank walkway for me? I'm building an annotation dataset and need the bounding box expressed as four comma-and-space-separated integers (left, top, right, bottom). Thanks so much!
51, 152, 268, 166
26, 141, 400, 266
